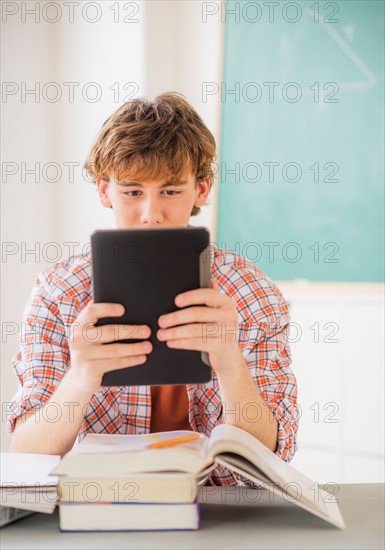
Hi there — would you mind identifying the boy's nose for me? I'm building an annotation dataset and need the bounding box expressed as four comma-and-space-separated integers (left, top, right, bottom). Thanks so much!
140, 199, 164, 225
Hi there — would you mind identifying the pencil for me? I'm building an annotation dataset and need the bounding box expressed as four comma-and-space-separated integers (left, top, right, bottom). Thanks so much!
148, 433, 202, 449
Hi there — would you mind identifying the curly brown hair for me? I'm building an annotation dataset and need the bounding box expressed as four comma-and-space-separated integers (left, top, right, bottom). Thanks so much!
85, 92, 216, 216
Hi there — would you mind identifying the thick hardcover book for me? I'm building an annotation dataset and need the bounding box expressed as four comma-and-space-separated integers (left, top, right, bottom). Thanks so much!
52, 425, 346, 529
91, 227, 212, 386
59, 501, 199, 531
58, 473, 197, 503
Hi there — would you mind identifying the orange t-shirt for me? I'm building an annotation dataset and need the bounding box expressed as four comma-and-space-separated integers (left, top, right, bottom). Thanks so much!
150, 385, 192, 433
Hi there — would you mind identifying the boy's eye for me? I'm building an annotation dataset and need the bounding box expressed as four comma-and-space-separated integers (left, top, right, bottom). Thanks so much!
122, 190, 181, 197
163, 190, 181, 196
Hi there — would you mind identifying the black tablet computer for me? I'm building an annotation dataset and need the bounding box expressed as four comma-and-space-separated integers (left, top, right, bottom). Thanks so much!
91, 227, 212, 386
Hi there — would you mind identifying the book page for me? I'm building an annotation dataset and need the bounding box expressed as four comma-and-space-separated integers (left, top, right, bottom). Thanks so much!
0, 453, 60, 488
215, 453, 271, 484
208, 424, 316, 502
215, 458, 345, 530
52, 431, 213, 477
73, 431, 207, 454
208, 425, 345, 529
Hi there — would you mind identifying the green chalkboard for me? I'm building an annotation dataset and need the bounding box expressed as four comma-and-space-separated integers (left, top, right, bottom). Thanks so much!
217, 0, 384, 281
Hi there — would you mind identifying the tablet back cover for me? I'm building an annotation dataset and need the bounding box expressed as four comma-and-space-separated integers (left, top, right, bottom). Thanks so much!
91, 227, 212, 386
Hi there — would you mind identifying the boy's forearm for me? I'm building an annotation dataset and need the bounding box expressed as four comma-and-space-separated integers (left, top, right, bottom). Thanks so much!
216, 353, 278, 452
10, 370, 94, 456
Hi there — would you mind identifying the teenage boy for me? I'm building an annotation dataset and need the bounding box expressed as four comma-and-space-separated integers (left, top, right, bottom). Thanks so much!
8, 93, 298, 486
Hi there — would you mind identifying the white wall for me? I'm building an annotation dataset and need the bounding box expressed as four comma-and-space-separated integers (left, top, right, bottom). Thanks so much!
281, 282, 385, 483
1, 9, 59, 451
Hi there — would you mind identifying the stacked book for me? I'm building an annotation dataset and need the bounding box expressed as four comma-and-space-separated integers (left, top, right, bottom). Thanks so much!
51, 424, 346, 531
0, 452, 60, 528
52, 432, 207, 531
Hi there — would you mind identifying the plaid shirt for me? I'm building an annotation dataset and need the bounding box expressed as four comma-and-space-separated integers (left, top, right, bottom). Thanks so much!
8, 246, 298, 487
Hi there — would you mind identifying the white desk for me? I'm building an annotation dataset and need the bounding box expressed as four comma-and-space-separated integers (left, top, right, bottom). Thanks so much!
1, 484, 384, 549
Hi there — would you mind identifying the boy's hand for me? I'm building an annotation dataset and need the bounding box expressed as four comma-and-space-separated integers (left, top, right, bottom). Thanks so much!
69, 302, 152, 394
157, 279, 242, 374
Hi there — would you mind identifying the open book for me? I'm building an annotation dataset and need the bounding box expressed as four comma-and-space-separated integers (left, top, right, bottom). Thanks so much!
52, 424, 345, 529
0, 452, 60, 515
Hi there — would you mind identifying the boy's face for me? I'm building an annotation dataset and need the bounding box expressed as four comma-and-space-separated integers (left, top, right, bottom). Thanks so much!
96, 172, 210, 229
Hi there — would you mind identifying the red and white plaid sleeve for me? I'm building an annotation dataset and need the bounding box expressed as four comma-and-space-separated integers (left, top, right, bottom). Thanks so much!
6, 269, 70, 433
203, 249, 299, 486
